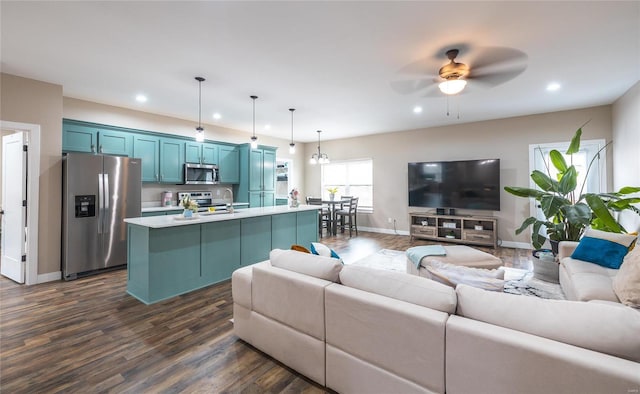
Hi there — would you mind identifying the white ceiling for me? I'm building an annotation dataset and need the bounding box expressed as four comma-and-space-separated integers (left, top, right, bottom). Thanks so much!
1, 1, 639, 142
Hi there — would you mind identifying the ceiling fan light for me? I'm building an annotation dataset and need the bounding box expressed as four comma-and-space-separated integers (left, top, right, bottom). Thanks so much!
439, 79, 467, 95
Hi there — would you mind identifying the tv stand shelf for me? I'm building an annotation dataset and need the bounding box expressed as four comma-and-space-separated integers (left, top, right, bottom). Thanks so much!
409, 212, 497, 248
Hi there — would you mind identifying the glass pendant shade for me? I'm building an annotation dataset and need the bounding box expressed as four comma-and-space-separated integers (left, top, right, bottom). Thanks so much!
438, 79, 467, 95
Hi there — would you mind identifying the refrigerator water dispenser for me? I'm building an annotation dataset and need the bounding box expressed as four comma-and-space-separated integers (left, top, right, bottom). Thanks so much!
75, 195, 96, 218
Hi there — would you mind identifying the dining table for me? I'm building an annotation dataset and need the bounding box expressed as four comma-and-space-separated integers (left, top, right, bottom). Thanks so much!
321, 198, 347, 235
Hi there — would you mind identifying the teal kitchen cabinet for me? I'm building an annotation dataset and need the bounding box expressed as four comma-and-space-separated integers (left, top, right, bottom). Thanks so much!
201, 220, 241, 283
63, 122, 97, 153
159, 138, 184, 183
99, 129, 133, 156
133, 136, 184, 183
185, 142, 219, 165
237, 145, 277, 207
63, 120, 132, 156
296, 210, 319, 247
133, 135, 160, 182
240, 216, 272, 266
219, 145, 240, 183
272, 213, 297, 250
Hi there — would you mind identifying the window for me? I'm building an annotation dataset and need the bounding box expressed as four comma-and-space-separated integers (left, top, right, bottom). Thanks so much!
529, 138, 607, 221
321, 159, 373, 210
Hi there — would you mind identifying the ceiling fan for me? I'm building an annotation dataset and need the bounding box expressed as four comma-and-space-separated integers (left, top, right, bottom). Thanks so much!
391, 46, 528, 97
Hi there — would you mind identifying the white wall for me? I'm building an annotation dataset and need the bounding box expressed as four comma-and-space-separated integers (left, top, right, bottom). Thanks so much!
304, 105, 613, 246
612, 80, 640, 232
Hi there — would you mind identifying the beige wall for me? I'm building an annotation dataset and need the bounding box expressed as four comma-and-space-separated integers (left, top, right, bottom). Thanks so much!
1, 73, 63, 275
304, 106, 613, 246
612, 80, 640, 232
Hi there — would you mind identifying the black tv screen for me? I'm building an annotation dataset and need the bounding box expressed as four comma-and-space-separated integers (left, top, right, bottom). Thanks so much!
408, 159, 500, 211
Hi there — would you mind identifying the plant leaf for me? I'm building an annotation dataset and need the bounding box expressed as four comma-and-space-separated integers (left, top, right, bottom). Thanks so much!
562, 203, 592, 226
618, 186, 640, 195
585, 193, 623, 233
530, 170, 558, 192
557, 166, 577, 195
540, 194, 570, 218
566, 127, 582, 155
515, 216, 539, 235
607, 197, 640, 211
504, 186, 545, 199
549, 150, 568, 173
531, 221, 546, 249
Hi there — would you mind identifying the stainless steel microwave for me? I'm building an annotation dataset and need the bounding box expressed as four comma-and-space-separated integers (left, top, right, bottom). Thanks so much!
184, 163, 219, 185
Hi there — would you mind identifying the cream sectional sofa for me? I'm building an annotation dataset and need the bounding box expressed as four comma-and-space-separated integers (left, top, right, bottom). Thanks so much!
232, 249, 640, 394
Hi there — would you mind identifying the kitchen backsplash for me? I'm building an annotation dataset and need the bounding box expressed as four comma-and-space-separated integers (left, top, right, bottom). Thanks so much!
142, 184, 236, 207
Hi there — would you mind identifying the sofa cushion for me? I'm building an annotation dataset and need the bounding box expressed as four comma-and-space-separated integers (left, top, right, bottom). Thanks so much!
560, 257, 619, 302
571, 228, 637, 269
613, 246, 640, 308
422, 259, 505, 291
339, 265, 457, 314
270, 248, 342, 282
456, 284, 640, 362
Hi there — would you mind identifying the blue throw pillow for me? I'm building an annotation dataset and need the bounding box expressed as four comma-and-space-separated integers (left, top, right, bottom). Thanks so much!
310, 242, 341, 260
571, 228, 637, 269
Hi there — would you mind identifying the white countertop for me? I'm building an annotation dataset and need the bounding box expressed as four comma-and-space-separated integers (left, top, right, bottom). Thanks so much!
141, 202, 250, 213
126, 204, 320, 229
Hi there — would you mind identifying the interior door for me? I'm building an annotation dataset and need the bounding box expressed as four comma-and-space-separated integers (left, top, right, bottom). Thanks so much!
1, 132, 27, 283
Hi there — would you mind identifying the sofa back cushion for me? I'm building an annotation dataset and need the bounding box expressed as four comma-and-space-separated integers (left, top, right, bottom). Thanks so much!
456, 284, 640, 362
270, 248, 342, 282
339, 265, 457, 314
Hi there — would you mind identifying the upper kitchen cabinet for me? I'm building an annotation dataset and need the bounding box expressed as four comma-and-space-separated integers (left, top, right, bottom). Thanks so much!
134, 136, 184, 183
237, 144, 277, 207
185, 142, 218, 165
62, 120, 133, 156
63, 122, 97, 153
133, 135, 160, 182
159, 138, 185, 183
219, 145, 240, 184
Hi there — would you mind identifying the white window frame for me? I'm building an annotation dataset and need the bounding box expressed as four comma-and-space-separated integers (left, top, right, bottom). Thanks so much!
528, 138, 607, 221
321, 158, 373, 211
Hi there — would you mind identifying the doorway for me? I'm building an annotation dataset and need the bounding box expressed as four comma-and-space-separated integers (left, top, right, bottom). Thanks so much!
1, 121, 40, 285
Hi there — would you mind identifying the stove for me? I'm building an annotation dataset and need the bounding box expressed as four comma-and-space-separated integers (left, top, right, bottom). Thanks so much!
177, 191, 214, 211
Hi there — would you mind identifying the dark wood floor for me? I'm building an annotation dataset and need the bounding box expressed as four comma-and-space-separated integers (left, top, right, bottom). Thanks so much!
0, 231, 531, 393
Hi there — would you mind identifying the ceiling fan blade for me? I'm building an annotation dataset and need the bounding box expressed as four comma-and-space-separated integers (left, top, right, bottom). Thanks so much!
421, 84, 445, 98
470, 46, 528, 71
390, 78, 436, 95
470, 67, 527, 88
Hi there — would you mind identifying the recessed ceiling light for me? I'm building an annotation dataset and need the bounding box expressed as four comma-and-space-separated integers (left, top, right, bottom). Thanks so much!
213, 113, 221, 120
265, 124, 271, 130
546, 82, 561, 92
413, 106, 423, 114
135, 94, 147, 103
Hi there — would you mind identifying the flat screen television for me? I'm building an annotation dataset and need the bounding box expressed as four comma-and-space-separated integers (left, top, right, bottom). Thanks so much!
408, 159, 500, 211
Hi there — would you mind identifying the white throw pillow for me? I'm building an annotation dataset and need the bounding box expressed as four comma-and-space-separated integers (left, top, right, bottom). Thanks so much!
613, 246, 640, 308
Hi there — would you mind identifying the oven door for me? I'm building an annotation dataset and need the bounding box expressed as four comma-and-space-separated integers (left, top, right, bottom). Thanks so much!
184, 164, 218, 184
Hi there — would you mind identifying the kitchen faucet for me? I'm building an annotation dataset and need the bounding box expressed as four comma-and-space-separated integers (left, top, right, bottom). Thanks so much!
223, 188, 234, 213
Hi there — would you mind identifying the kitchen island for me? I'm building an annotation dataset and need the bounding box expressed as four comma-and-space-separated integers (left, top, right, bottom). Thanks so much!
124, 205, 319, 304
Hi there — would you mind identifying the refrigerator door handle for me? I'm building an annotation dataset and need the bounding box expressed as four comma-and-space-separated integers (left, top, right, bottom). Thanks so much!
98, 173, 104, 234
103, 173, 110, 234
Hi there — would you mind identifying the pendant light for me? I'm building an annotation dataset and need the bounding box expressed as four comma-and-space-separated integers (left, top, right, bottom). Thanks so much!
309, 130, 329, 165
289, 108, 296, 154
195, 77, 205, 142
250, 95, 258, 149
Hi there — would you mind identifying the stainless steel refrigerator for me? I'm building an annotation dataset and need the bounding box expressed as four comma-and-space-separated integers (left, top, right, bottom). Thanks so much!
62, 153, 141, 280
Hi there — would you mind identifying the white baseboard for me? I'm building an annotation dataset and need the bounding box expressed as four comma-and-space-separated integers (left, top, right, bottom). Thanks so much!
37, 271, 61, 284
358, 226, 410, 236
500, 241, 532, 249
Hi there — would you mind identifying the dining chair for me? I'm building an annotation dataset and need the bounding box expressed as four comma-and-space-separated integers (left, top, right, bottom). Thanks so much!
336, 197, 359, 237
306, 197, 331, 237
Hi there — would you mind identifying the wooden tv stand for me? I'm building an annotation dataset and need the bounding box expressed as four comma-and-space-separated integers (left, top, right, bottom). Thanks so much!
409, 212, 497, 248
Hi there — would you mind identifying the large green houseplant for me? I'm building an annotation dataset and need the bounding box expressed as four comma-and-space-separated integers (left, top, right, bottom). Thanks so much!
504, 123, 640, 250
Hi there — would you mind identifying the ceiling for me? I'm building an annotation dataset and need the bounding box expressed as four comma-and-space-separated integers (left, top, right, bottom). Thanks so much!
1, 1, 639, 142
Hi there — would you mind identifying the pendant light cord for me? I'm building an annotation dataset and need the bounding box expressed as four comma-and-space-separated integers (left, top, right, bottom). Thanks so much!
251, 95, 258, 138
290, 109, 295, 143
